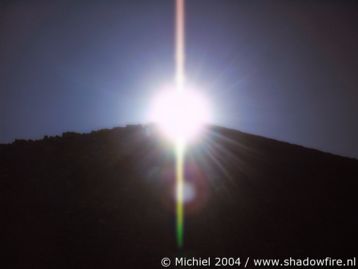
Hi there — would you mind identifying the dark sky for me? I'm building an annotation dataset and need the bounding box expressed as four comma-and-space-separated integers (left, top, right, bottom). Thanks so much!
1, 0, 358, 158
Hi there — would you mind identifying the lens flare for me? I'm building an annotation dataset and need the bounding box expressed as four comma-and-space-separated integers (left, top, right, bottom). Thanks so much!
148, 0, 197, 247
148, 84, 211, 248
175, 0, 186, 248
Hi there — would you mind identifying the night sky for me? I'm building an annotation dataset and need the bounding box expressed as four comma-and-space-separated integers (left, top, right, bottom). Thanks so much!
1, 0, 358, 158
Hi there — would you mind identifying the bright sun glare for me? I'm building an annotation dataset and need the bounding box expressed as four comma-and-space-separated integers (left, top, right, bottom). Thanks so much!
149, 86, 211, 142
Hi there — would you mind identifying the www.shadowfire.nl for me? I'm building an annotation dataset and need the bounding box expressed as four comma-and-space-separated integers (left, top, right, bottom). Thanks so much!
253, 257, 356, 267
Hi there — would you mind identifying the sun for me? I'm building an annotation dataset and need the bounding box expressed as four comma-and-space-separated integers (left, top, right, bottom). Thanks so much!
149, 85, 211, 143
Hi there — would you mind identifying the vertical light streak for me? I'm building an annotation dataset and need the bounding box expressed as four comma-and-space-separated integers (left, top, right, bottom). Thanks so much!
175, 140, 185, 248
175, 0, 185, 89
175, 0, 186, 247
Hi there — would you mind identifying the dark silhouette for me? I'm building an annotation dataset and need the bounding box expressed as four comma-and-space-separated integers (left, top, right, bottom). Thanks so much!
1, 125, 357, 268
